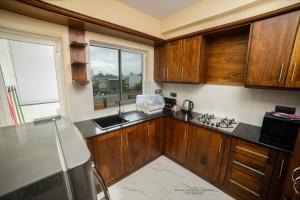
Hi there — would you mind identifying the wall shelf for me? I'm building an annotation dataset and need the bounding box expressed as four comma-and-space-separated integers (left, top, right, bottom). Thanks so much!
69, 27, 89, 86
70, 41, 88, 48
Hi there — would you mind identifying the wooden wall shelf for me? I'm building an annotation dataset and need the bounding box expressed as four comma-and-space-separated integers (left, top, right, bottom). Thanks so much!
69, 27, 89, 86
70, 41, 88, 48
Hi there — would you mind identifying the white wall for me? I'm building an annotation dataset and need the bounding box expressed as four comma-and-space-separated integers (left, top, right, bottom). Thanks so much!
0, 10, 160, 123
163, 84, 300, 126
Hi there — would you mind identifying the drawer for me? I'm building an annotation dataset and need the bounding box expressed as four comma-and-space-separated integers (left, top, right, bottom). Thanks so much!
226, 167, 267, 200
231, 139, 276, 166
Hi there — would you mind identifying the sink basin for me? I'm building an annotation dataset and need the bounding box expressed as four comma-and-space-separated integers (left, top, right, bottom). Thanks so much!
93, 115, 129, 129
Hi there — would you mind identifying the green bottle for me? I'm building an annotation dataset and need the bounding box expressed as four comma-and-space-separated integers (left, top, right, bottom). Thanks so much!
102, 93, 107, 108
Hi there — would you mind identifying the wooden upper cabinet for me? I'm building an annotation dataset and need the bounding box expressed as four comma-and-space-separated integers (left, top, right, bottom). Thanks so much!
123, 124, 147, 172
166, 40, 182, 81
285, 25, 300, 88
165, 119, 189, 164
181, 36, 206, 83
246, 11, 300, 87
187, 126, 225, 184
154, 45, 167, 82
92, 130, 124, 184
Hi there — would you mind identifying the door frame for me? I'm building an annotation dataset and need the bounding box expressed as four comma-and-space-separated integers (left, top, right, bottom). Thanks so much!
0, 28, 68, 124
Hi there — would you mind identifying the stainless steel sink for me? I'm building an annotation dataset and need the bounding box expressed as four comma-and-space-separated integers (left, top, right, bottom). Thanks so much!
93, 115, 129, 129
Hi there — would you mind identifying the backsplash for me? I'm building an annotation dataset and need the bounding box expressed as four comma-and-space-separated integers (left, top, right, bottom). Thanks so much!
162, 83, 300, 126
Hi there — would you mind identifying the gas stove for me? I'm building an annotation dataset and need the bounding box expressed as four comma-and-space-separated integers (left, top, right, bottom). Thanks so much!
191, 113, 239, 133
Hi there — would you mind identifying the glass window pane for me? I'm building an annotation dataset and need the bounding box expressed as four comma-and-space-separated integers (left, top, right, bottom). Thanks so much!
90, 46, 120, 109
121, 51, 142, 103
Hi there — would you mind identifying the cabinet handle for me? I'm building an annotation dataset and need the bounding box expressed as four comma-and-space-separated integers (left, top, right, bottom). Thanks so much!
181, 67, 184, 78
291, 63, 297, 83
121, 134, 123, 148
279, 63, 284, 83
219, 138, 223, 153
278, 159, 284, 178
166, 67, 168, 79
126, 134, 129, 146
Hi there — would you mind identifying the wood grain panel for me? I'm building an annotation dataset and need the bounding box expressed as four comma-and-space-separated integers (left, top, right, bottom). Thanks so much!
146, 119, 163, 161
246, 11, 300, 87
166, 40, 182, 81
186, 126, 225, 184
165, 119, 188, 164
285, 25, 300, 88
123, 124, 147, 172
205, 26, 250, 85
154, 45, 167, 82
92, 130, 125, 185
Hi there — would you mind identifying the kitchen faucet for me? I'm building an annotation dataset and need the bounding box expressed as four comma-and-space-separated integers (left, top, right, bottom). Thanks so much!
115, 101, 122, 116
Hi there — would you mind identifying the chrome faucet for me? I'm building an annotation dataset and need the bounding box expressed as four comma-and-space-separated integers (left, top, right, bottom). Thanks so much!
115, 101, 122, 116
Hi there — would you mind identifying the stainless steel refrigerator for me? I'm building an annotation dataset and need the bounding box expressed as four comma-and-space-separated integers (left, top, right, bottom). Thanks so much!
0, 116, 110, 200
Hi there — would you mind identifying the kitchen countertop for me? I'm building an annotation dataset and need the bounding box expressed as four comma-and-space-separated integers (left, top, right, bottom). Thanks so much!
75, 110, 292, 153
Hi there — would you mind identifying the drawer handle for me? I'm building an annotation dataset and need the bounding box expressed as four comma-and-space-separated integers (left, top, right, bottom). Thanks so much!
229, 179, 260, 197
236, 146, 269, 159
233, 160, 264, 176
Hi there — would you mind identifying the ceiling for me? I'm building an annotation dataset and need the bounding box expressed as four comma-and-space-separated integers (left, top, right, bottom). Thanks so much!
118, 0, 202, 19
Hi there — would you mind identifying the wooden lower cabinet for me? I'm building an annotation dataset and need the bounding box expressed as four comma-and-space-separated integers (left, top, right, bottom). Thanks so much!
165, 118, 189, 164
123, 123, 147, 172
91, 130, 125, 185
146, 118, 164, 161
186, 126, 225, 184
223, 138, 288, 200
91, 118, 163, 185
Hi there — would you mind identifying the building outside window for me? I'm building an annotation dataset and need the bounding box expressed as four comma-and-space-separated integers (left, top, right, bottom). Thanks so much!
90, 45, 143, 110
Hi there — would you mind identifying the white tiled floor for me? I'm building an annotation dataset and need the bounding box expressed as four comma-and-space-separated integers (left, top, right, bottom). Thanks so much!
98, 156, 234, 200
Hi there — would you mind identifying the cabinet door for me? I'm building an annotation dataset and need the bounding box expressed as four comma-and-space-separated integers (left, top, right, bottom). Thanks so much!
246, 11, 300, 87
282, 129, 300, 200
187, 126, 224, 183
92, 130, 125, 184
181, 36, 205, 83
146, 118, 163, 161
165, 119, 188, 164
123, 124, 147, 172
154, 45, 167, 82
285, 25, 300, 88
166, 40, 182, 81
268, 152, 290, 200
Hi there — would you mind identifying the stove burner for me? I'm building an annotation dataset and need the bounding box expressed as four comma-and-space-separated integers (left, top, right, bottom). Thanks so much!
192, 114, 239, 133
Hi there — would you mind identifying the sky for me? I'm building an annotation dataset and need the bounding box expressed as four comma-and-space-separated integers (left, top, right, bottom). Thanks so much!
90, 45, 142, 76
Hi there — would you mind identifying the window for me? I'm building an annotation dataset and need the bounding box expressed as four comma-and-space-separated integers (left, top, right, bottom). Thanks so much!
90, 45, 143, 109
0, 36, 61, 125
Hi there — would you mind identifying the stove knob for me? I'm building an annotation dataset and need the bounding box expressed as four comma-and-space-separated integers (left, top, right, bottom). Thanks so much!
211, 123, 214, 126
216, 122, 220, 127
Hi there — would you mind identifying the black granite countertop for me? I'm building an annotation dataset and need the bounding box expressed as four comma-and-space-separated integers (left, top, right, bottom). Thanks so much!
75, 110, 292, 154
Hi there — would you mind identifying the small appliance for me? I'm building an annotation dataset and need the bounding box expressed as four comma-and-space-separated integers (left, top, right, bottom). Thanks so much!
136, 94, 165, 114
260, 111, 300, 151
182, 100, 194, 113
163, 97, 176, 115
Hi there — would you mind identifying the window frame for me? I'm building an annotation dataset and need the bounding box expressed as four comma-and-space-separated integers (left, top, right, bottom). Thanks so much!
89, 43, 144, 108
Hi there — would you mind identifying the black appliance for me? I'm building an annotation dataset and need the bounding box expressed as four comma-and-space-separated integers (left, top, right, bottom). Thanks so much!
163, 97, 176, 115
260, 112, 300, 151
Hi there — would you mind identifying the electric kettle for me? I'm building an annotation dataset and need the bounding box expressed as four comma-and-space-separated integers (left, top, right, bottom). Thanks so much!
182, 100, 194, 112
